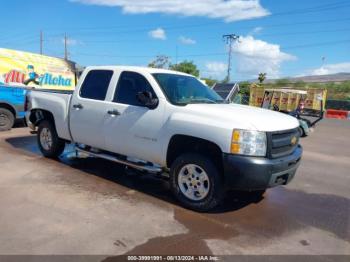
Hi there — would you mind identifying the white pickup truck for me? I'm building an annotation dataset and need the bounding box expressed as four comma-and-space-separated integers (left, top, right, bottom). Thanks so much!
26, 66, 302, 211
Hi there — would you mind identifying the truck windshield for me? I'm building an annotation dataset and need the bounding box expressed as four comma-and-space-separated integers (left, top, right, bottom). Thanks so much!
152, 73, 224, 105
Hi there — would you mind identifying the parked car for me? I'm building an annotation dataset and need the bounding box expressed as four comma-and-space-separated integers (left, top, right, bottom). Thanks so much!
0, 84, 27, 131
26, 66, 303, 211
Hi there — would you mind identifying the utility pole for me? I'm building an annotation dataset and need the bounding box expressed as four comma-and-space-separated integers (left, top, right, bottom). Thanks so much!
223, 34, 240, 83
64, 33, 68, 60
40, 31, 43, 55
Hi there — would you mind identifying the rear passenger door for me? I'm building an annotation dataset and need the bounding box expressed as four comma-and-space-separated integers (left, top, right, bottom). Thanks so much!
70, 69, 114, 148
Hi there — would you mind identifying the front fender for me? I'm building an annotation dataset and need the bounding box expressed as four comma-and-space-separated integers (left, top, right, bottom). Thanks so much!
159, 112, 233, 164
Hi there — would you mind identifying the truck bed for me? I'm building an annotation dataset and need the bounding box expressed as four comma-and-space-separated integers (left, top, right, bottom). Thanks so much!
27, 89, 73, 141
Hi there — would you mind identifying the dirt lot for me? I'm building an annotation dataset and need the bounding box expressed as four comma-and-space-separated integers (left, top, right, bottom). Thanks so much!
0, 119, 349, 256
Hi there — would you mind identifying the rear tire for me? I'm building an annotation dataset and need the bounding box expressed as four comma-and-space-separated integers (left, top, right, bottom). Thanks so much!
37, 120, 65, 158
0, 108, 15, 131
170, 153, 224, 212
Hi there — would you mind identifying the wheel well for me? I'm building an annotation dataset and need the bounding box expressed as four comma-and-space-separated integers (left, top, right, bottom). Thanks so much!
29, 109, 55, 128
0, 103, 16, 118
166, 135, 223, 172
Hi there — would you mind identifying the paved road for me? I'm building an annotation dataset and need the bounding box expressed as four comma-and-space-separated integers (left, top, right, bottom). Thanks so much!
0, 119, 349, 255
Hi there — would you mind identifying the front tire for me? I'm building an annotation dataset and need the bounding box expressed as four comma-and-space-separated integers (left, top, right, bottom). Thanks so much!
298, 127, 306, 137
37, 120, 65, 158
170, 153, 224, 212
0, 108, 15, 131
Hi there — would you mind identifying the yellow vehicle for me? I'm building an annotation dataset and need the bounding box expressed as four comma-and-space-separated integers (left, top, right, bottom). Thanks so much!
250, 86, 327, 110
258, 88, 326, 137
262, 88, 308, 112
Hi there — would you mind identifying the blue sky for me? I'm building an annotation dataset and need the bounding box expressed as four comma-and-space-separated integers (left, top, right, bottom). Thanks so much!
1, 0, 350, 81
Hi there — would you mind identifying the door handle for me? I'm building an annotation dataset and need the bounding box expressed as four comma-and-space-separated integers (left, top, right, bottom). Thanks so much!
107, 109, 121, 116
73, 104, 83, 110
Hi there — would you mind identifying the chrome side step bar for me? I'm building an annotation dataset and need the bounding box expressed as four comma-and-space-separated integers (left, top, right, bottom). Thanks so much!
76, 147, 163, 174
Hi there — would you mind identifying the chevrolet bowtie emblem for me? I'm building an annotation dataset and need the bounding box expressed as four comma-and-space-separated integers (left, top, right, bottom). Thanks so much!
291, 136, 297, 145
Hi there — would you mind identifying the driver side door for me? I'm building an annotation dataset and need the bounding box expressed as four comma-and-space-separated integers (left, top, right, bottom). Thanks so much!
103, 71, 165, 164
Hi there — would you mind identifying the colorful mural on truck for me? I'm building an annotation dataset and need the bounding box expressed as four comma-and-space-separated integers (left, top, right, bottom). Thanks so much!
0, 48, 76, 90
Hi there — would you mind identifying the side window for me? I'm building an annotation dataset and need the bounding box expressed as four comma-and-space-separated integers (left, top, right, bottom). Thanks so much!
113, 71, 156, 106
80, 70, 113, 101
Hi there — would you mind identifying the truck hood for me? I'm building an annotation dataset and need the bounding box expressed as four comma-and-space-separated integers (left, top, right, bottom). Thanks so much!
185, 103, 299, 132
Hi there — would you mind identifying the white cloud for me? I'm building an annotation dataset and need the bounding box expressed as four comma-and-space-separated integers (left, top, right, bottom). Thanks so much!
250, 26, 263, 35
205, 61, 227, 77
71, 0, 270, 22
308, 62, 350, 75
232, 36, 296, 78
179, 36, 196, 45
148, 28, 166, 40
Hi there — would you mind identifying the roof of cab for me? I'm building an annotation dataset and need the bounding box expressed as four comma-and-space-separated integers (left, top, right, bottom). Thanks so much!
84, 66, 193, 77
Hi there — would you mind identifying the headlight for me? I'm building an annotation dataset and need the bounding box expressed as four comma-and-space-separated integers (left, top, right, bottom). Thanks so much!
231, 129, 267, 157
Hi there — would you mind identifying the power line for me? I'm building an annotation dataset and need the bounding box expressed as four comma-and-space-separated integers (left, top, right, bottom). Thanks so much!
2, 15, 350, 47
257, 27, 350, 38
2, 2, 346, 63
0, 54, 73, 66
0, 1, 347, 54
74, 39, 350, 59
283, 39, 350, 50
44, 15, 350, 40
69, 25, 350, 45
40, 1, 350, 35
38, 1, 350, 38
0, 35, 39, 45
247, 17, 350, 30
37, 16, 350, 46
270, 1, 350, 17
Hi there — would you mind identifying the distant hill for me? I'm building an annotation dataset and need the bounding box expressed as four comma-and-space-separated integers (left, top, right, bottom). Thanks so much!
266, 73, 350, 84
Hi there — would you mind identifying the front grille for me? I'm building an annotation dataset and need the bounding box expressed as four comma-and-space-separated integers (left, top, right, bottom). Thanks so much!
267, 128, 300, 158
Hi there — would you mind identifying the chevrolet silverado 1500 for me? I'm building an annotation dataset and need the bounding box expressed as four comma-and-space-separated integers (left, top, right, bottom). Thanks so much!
26, 66, 302, 211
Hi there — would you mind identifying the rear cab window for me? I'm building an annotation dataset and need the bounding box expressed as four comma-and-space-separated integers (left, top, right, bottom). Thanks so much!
80, 70, 114, 101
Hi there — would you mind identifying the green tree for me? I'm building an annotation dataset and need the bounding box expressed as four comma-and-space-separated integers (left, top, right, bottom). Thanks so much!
148, 55, 170, 69
293, 80, 306, 88
238, 81, 251, 96
258, 73, 267, 84
170, 60, 200, 77
274, 78, 290, 87
201, 78, 217, 87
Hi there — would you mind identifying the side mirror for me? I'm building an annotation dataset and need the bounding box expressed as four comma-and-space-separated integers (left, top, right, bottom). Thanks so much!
137, 91, 158, 109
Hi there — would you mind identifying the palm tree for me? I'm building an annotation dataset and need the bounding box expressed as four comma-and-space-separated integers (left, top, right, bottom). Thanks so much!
258, 73, 267, 84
